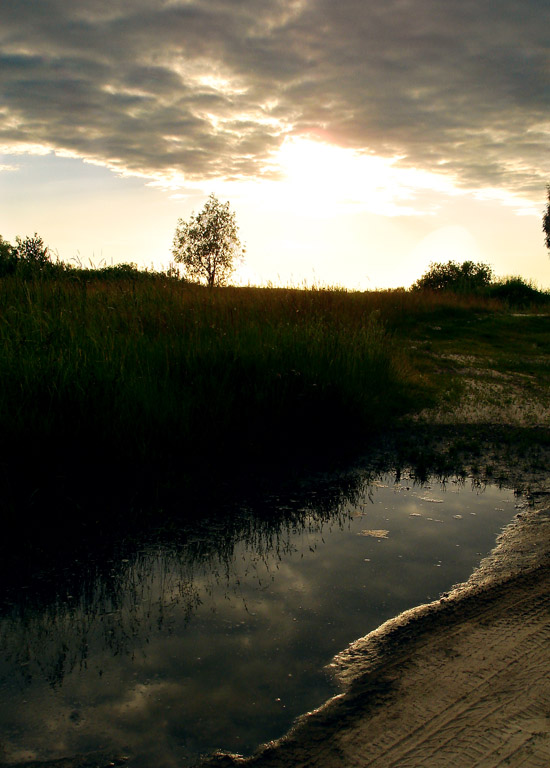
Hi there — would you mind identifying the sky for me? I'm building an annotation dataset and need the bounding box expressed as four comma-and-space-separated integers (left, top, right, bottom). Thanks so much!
1, 0, 549, 290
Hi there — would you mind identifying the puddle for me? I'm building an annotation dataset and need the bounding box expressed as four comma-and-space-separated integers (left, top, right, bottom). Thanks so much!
0, 472, 525, 766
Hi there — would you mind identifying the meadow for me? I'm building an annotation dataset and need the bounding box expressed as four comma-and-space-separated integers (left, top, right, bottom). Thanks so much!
1, 267, 548, 514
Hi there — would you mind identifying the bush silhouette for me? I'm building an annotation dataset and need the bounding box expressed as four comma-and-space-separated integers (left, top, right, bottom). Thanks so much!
488, 277, 550, 308
412, 260, 493, 292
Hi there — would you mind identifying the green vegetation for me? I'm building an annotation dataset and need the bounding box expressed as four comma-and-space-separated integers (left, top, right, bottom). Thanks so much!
0, 272, 431, 507
0, 236, 548, 513
412, 259, 494, 292
487, 276, 550, 308
385, 301, 550, 489
0, 232, 64, 278
413, 260, 550, 309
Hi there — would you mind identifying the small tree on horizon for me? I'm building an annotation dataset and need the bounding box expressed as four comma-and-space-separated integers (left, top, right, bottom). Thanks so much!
172, 195, 244, 288
543, 184, 550, 251
15, 233, 51, 265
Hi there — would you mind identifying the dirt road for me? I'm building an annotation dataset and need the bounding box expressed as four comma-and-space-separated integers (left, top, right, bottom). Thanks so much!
202, 501, 550, 768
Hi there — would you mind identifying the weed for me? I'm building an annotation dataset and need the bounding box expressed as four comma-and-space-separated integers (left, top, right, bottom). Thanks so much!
0, 276, 427, 502
1, 271, 548, 507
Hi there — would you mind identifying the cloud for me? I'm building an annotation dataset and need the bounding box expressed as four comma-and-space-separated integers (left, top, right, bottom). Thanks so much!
0, 0, 548, 199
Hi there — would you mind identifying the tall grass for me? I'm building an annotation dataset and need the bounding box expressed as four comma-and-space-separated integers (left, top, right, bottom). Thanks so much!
0, 276, 435, 504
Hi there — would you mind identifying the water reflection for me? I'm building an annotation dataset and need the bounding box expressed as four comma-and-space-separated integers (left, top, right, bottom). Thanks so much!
0, 470, 523, 767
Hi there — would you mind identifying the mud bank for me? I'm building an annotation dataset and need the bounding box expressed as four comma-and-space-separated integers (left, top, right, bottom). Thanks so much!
201, 500, 550, 768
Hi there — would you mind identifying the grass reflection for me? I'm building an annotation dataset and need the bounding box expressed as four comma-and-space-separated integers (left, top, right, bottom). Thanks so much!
0, 470, 365, 689
0, 457, 531, 767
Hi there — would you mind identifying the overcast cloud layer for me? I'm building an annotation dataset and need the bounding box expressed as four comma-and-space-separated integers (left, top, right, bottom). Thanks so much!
1, 0, 548, 198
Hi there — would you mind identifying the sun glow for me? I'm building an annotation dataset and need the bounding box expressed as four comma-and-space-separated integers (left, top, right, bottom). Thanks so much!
176, 137, 473, 289
403, 225, 485, 288
269, 136, 458, 217
132, 135, 461, 221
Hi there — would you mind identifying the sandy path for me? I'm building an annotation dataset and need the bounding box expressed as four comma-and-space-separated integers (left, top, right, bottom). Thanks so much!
202, 502, 550, 768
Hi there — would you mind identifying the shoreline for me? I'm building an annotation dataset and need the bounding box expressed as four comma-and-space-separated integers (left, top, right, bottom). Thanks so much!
2, 475, 548, 768
199, 498, 550, 767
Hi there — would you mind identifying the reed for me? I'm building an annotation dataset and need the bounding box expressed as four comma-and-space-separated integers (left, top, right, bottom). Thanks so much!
0, 275, 435, 502
3, 268, 549, 510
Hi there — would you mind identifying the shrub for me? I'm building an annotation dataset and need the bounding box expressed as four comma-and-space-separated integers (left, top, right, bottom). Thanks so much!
488, 277, 550, 308
0, 236, 17, 276
412, 260, 493, 293
0, 232, 66, 278
15, 233, 51, 265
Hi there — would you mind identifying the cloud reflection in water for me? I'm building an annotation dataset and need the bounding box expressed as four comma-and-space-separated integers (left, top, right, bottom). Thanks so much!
0, 473, 521, 766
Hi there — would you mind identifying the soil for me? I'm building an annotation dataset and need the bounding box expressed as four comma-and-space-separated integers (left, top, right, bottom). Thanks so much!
200, 497, 550, 768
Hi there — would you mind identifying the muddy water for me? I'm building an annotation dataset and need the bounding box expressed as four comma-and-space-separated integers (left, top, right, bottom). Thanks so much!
0, 473, 525, 767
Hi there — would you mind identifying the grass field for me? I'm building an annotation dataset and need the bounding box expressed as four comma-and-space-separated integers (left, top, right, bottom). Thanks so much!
1, 270, 548, 513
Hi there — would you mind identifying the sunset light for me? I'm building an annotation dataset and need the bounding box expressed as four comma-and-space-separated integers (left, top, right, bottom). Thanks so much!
1, 3, 550, 766
274, 136, 460, 217
0, 0, 548, 288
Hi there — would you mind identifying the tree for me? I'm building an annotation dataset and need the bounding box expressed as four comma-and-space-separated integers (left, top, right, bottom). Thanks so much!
15, 233, 51, 265
543, 185, 550, 251
172, 194, 244, 288
412, 260, 493, 292
0, 235, 17, 276
0, 235, 13, 259
1, 233, 52, 276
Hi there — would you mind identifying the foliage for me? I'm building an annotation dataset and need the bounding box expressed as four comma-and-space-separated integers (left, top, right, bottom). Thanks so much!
543, 185, 550, 251
0, 278, 428, 507
172, 194, 244, 287
1, 272, 548, 510
0, 235, 14, 260
15, 232, 51, 265
411, 258, 549, 308
0, 236, 185, 283
412, 260, 494, 292
74, 262, 152, 282
0, 232, 62, 277
0, 236, 17, 276
488, 277, 550, 308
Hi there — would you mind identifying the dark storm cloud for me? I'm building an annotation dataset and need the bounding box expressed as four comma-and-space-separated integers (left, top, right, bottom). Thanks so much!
0, 0, 548, 195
